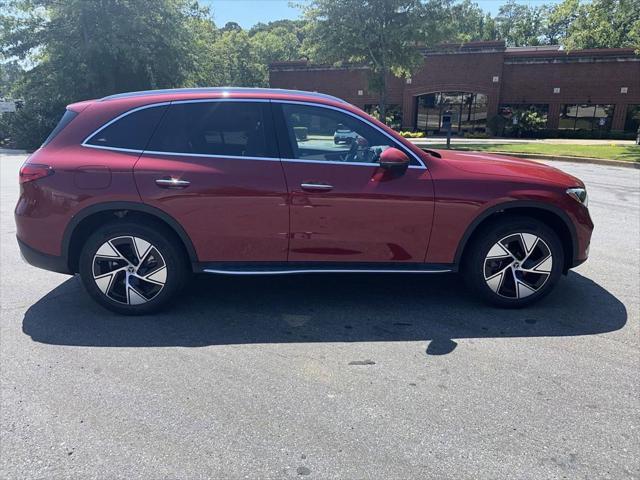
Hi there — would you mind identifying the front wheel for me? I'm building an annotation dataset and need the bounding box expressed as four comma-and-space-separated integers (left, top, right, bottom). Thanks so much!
78, 222, 190, 315
463, 216, 564, 307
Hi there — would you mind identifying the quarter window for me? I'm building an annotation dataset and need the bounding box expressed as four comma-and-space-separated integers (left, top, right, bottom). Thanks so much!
146, 101, 277, 158
86, 105, 168, 150
280, 103, 415, 165
43, 109, 78, 147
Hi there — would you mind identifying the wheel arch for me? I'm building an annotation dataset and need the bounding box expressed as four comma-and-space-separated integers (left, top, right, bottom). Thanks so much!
455, 201, 577, 273
63, 202, 198, 273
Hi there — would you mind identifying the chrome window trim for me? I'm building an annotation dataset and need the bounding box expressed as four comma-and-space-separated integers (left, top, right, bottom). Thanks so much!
203, 268, 450, 276
280, 158, 424, 169
282, 158, 380, 167
80, 98, 428, 170
82, 145, 422, 167
273, 99, 427, 169
82, 144, 144, 154
80, 98, 270, 152
142, 150, 281, 162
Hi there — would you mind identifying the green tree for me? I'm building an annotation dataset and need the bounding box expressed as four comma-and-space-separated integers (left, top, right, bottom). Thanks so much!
221, 21, 242, 32
249, 19, 307, 70
303, 0, 424, 121
249, 19, 308, 42
494, 0, 545, 46
209, 29, 266, 87
1, 0, 216, 148
450, 1, 499, 42
418, 0, 498, 44
543, 0, 580, 44
0, 59, 23, 98
561, 0, 640, 50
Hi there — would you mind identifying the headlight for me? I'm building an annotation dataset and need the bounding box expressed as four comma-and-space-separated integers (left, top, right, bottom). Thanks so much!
567, 187, 588, 207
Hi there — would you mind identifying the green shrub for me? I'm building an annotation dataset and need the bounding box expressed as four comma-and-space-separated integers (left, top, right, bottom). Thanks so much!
463, 131, 489, 138
507, 110, 546, 137
397, 130, 425, 138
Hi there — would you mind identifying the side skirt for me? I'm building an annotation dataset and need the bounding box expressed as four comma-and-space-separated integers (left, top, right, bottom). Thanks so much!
194, 262, 455, 275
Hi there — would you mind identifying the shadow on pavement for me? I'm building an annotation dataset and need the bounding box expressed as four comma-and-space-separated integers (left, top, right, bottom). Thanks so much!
22, 271, 627, 354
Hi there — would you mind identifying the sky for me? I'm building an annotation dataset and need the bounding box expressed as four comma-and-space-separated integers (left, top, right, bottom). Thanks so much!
204, 0, 562, 28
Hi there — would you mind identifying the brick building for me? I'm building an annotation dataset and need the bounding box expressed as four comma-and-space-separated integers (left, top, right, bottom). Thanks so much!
269, 41, 640, 136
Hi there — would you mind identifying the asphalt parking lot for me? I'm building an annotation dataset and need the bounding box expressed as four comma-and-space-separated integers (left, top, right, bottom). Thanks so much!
1, 151, 639, 479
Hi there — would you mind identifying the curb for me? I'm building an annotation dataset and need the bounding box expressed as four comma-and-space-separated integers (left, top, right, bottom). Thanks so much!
474, 151, 640, 169
0, 148, 28, 155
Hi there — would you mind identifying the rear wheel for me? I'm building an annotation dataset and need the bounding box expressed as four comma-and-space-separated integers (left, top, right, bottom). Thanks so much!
79, 222, 189, 315
463, 216, 564, 307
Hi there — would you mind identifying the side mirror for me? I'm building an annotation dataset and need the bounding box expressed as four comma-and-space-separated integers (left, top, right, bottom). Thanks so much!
379, 147, 410, 174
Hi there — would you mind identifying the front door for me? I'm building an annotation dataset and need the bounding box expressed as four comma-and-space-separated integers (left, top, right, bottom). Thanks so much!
274, 102, 434, 264
134, 100, 289, 263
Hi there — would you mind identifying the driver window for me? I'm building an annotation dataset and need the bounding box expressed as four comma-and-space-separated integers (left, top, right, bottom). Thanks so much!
281, 103, 398, 164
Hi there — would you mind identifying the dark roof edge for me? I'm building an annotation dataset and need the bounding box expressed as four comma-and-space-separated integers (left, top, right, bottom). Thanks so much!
505, 47, 638, 58
270, 44, 638, 71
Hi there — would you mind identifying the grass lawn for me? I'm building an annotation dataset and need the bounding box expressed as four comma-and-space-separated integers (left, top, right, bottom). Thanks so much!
425, 143, 640, 162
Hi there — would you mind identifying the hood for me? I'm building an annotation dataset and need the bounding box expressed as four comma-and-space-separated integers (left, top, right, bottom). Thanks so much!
431, 149, 583, 187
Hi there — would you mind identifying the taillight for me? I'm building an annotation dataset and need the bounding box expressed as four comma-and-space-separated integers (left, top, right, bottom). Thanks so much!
19, 163, 54, 184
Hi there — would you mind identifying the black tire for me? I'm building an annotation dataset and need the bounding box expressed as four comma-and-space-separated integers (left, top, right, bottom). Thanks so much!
78, 221, 190, 315
463, 216, 564, 308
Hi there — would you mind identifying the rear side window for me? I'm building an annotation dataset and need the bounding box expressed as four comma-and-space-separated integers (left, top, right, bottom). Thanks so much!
42, 109, 78, 147
86, 105, 168, 150
147, 101, 277, 158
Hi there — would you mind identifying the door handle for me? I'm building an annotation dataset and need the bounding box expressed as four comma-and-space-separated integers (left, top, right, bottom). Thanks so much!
300, 182, 334, 192
155, 178, 190, 189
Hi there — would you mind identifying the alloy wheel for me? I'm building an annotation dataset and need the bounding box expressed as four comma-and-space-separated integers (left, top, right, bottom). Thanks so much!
483, 233, 553, 299
92, 236, 167, 305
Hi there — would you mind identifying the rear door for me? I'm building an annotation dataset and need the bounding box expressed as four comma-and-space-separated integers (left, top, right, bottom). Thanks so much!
134, 100, 289, 263
273, 101, 435, 264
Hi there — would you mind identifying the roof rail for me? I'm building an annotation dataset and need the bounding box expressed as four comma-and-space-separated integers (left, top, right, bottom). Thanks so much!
100, 87, 347, 104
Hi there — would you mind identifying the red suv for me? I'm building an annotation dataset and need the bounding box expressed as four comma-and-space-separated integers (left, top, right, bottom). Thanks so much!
16, 88, 592, 314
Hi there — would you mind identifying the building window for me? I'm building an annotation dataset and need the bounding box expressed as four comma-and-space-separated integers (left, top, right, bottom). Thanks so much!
559, 104, 615, 131
415, 92, 488, 134
499, 104, 548, 124
624, 105, 640, 133
364, 104, 402, 130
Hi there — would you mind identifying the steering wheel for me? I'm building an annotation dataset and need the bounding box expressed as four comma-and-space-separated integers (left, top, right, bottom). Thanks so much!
344, 138, 359, 162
